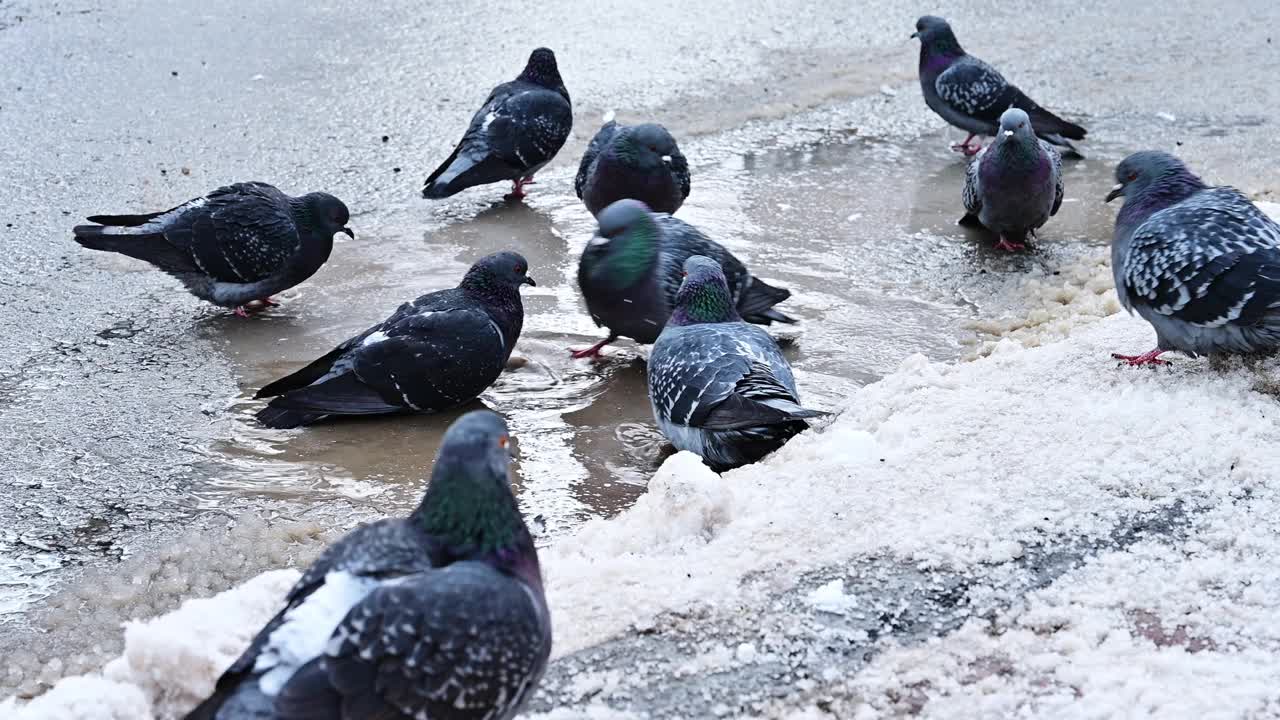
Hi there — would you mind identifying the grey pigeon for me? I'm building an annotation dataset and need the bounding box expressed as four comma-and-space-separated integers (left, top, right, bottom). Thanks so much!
1106, 151, 1280, 365
960, 108, 1064, 251
647, 256, 823, 471
913, 16, 1087, 157
255, 252, 534, 428
574, 199, 794, 358
183, 410, 550, 720
575, 119, 690, 216
423, 48, 572, 200
73, 182, 351, 316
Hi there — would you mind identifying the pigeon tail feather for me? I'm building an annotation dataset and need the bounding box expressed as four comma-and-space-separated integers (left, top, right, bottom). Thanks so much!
73, 225, 199, 274
737, 278, 795, 325
84, 210, 167, 227
255, 404, 330, 429
423, 150, 515, 199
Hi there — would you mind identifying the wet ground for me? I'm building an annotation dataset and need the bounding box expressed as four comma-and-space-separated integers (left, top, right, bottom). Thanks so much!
2, 0, 1279, 707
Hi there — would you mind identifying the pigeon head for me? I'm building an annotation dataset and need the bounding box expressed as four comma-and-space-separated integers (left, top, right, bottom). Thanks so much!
461, 251, 537, 296
670, 255, 739, 326
518, 47, 565, 92
301, 192, 355, 239
613, 124, 681, 170
1106, 151, 1206, 205
997, 108, 1035, 140
415, 410, 528, 556
911, 15, 962, 54
589, 199, 661, 285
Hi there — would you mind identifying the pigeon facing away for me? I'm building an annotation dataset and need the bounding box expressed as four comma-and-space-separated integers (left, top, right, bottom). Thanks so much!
575, 119, 690, 216
183, 410, 550, 720
912, 16, 1087, 157
255, 252, 534, 428
574, 199, 794, 358
1106, 151, 1280, 365
73, 182, 352, 316
423, 48, 572, 200
961, 108, 1064, 251
647, 256, 823, 471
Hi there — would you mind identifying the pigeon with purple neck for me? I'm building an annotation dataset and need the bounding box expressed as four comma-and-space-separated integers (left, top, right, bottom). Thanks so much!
646, 256, 823, 471
961, 108, 1064, 251
1106, 151, 1280, 366
184, 410, 550, 720
913, 15, 1087, 157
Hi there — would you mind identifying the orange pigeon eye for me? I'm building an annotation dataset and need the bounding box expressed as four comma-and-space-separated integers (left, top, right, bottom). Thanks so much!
498, 435, 509, 448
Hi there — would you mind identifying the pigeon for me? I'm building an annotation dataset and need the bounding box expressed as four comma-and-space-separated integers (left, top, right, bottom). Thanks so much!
575, 119, 690, 216
255, 252, 534, 428
423, 48, 572, 200
912, 15, 1087, 157
1106, 150, 1280, 365
646, 256, 823, 471
960, 108, 1064, 251
73, 182, 352, 316
183, 410, 550, 720
574, 199, 795, 358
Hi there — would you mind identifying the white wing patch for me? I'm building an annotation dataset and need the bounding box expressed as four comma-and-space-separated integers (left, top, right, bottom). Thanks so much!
361, 330, 389, 347
255, 571, 380, 696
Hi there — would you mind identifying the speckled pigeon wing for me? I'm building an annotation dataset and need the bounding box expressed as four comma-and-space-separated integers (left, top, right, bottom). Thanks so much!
962, 151, 983, 216
274, 562, 547, 720
211, 519, 437, 695
165, 182, 299, 284
670, 146, 692, 200
1043, 141, 1064, 215
650, 325, 750, 426
575, 120, 621, 198
654, 216, 751, 303
1123, 188, 1280, 326
476, 81, 572, 174
935, 56, 1013, 125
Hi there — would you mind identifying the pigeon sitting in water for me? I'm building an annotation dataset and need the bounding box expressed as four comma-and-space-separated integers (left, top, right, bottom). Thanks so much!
575, 119, 690, 216
912, 15, 1087, 157
423, 48, 572, 200
255, 252, 534, 428
73, 182, 352, 316
961, 108, 1063, 252
647, 256, 823, 471
183, 410, 550, 720
574, 199, 794, 358
1106, 151, 1280, 365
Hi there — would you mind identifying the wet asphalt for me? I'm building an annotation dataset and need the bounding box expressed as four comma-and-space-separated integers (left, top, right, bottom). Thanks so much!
1, 0, 1279, 709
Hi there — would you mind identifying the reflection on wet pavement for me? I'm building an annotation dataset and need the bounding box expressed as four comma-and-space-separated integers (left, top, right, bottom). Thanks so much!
198, 131, 1125, 541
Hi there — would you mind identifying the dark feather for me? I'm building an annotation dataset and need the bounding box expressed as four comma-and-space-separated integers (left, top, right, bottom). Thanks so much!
737, 277, 795, 324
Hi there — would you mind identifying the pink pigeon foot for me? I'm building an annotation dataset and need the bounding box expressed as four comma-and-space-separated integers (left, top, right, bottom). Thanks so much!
993, 236, 1025, 252
1111, 350, 1169, 366
570, 337, 614, 359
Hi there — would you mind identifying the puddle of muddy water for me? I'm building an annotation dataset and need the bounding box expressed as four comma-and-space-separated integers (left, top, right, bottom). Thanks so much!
196, 132, 1124, 541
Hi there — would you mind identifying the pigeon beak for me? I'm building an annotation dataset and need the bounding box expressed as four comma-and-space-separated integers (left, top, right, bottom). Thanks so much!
910, 31, 919, 39
339, 227, 355, 239
1105, 183, 1124, 204
522, 276, 536, 287
1003, 130, 1014, 138
661, 155, 672, 164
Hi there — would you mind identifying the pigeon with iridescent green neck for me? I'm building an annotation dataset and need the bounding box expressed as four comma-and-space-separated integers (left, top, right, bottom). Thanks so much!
576, 120, 690, 216
647, 256, 823, 471
574, 199, 794, 358
184, 410, 550, 720
1106, 151, 1280, 366
961, 108, 1063, 251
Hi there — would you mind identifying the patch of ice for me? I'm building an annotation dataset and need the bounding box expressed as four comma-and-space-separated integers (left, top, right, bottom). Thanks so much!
805, 579, 858, 616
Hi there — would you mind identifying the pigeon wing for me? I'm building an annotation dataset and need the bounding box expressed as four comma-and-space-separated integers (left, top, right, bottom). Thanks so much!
1123, 188, 1280, 326
273, 563, 547, 720
575, 120, 621, 198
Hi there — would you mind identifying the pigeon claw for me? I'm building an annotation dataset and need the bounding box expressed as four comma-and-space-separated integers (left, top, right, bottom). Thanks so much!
993, 237, 1025, 252
570, 338, 612, 359
506, 176, 537, 200
1111, 350, 1169, 366
950, 133, 983, 156
233, 306, 252, 318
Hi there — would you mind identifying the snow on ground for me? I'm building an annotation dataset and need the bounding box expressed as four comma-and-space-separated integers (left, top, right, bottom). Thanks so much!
10, 207, 1280, 718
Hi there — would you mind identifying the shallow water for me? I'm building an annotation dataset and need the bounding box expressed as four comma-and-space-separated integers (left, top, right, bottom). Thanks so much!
196, 132, 1125, 538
